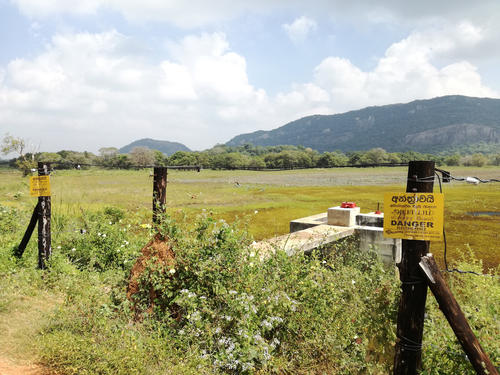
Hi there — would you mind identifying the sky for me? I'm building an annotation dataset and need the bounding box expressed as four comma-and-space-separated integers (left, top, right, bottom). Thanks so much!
1, 0, 500, 154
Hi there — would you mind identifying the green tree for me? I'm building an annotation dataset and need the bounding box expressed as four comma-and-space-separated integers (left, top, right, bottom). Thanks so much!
491, 154, 500, 166
387, 153, 402, 164
468, 153, 489, 167
317, 152, 348, 167
153, 150, 167, 166
361, 148, 388, 164
168, 151, 198, 166
444, 154, 461, 166
1, 134, 37, 175
37, 152, 62, 163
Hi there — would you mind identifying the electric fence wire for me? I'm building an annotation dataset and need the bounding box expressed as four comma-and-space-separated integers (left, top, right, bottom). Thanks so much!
434, 171, 499, 278
404, 171, 498, 277
29, 161, 500, 180
435, 168, 500, 184
29, 163, 500, 277
397, 335, 469, 360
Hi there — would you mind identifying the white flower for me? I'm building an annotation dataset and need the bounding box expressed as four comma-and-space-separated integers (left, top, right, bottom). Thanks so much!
71, 248, 76, 252
57, 246, 61, 249
351, 280, 356, 285
254, 210, 258, 214
109, 221, 112, 225
190, 311, 201, 321
249, 252, 255, 258
102, 233, 106, 238
261, 320, 273, 329
97, 232, 101, 236
169, 268, 176, 274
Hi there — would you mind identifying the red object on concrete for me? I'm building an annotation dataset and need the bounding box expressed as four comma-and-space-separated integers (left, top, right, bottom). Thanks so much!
341, 202, 357, 208
375, 210, 382, 215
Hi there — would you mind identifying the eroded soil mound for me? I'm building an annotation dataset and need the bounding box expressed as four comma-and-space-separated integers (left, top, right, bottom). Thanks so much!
127, 233, 176, 317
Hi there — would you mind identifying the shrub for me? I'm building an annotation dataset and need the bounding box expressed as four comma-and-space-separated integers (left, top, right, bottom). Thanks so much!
0, 204, 20, 233
421, 248, 500, 374
128, 213, 399, 374
58, 210, 139, 271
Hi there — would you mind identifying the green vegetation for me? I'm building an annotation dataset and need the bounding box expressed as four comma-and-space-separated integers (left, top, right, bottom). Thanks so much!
0, 167, 499, 374
5, 139, 500, 173
227, 95, 500, 154
1, 166, 499, 268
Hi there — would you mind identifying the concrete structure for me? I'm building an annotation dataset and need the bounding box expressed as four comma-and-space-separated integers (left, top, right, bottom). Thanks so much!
253, 205, 402, 264
254, 225, 355, 257
328, 206, 360, 226
357, 226, 401, 264
290, 213, 327, 232
356, 213, 384, 227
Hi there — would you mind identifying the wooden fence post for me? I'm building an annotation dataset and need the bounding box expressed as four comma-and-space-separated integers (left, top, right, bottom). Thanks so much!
152, 167, 167, 226
15, 202, 40, 258
37, 162, 51, 269
419, 255, 499, 375
394, 160, 435, 375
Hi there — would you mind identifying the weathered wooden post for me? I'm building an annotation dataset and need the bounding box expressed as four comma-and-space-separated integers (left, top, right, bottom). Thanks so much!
37, 162, 51, 269
14, 202, 40, 258
394, 160, 435, 375
419, 255, 499, 375
152, 167, 167, 226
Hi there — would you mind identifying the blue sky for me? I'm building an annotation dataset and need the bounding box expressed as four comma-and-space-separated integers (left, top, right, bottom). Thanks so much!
1, 0, 499, 153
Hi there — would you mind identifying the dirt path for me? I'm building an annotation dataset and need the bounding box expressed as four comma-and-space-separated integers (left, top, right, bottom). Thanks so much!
0, 357, 44, 375
0, 290, 61, 375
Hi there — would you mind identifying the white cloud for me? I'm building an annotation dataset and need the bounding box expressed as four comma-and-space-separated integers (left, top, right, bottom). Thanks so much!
10, 0, 500, 27
0, 31, 277, 151
308, 23, 498, 113
0, 26, 498, 153
282, 16, 317, 43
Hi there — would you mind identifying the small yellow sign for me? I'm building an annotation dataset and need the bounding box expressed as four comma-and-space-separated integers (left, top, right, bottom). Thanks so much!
30, 176, 51, 197
383, 192, 444, 241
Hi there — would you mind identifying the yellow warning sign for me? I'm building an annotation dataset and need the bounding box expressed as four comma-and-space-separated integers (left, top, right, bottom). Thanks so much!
383, 192, 444, 241
30, 176, 51, 197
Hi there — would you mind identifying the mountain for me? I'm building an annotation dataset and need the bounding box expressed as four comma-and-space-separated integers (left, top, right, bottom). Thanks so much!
119, 138, 191, 155
226, 96, 500, 153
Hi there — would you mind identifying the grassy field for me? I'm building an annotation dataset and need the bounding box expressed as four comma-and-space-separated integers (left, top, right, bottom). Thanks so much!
1, 166, 499, 269
0, 166, 499, 374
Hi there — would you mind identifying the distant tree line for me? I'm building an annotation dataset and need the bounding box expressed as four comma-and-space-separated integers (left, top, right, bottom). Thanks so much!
2, 134, 500, 175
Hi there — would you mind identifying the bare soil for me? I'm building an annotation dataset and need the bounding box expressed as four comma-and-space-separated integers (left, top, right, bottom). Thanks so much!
0, 358, 45, 375
127, 233, 176, 317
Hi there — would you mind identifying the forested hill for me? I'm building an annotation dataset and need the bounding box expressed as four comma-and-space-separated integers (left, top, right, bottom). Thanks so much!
226, 96, 500, 153
119, 138, 191, 155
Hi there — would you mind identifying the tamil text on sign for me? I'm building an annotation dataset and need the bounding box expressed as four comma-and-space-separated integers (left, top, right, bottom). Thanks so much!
383, 193, 444, 241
